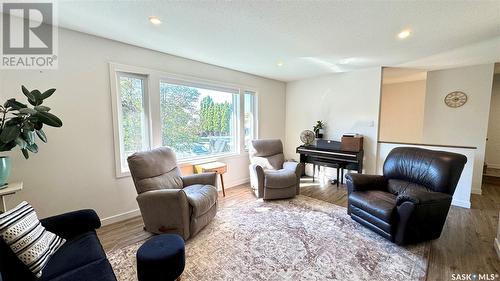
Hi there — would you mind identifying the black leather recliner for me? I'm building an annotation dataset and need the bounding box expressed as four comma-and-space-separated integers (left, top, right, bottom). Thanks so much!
346, 147, 467, 245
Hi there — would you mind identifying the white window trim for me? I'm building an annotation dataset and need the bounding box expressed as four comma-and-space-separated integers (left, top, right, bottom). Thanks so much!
109, 62, 259, 178
243, 90, 258, 152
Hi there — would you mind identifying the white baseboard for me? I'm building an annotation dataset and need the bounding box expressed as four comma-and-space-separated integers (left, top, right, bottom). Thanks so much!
471, 187, 482, 195
100, 178, 250, 226
451, 198, 471, 209
495, 238, 500, 260
101, 208, 140, 226
223, 177, 250, 189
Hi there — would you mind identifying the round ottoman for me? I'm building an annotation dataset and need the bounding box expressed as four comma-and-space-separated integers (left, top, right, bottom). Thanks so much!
136, 234, 185, 281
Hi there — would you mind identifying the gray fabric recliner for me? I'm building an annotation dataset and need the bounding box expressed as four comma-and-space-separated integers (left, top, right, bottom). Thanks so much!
249, 139, 303, 199
127, 147, 218, 240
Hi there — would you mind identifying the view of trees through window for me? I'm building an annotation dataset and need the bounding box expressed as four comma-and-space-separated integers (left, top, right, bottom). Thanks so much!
160, 82, 236, 159
244, 92, 256, 150
118, 74, 149, 168
115, 70, 253, 174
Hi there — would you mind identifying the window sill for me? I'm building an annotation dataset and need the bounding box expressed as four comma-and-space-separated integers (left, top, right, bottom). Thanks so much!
116, 152, 249, 179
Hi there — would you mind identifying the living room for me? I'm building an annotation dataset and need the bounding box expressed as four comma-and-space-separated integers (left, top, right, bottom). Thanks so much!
0, 1, 499, 281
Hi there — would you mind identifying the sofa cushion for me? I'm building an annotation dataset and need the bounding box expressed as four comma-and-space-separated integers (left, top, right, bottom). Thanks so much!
0, 237, 37, 281
183, 185, 218, 217
43, 258, 116, 281
127, 147, 183, 194
0, 201, 65, 278
264, 169, 296, 188
39, 231, 107, 281
349, 191, 397, 223
387, 179, 431, 196
250, 139, 283, 157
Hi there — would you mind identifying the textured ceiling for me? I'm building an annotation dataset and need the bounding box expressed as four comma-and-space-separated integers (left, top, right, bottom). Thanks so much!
55, 1, 500, 81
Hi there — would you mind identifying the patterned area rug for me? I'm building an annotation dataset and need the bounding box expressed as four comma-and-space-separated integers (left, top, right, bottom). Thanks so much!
107, 195, 429, 280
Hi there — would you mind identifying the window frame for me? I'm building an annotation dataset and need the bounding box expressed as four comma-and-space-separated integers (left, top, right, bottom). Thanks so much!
115, 72, 152, 171
109, 62, 259, 178
243, 91, 258, 152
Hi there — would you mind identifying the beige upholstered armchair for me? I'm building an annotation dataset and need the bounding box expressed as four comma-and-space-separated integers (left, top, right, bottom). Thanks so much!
127, 147, 218, 240
249, 139, 303, 199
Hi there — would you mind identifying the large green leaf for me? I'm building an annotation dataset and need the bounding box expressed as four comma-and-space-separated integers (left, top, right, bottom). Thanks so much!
36, 112, 63, 127
23, 121, 34, 131
0, 125, 20, 143
26, 143, 38, 153
34, 105, 50, 112
21, 86, 36, 104
41, 89, 56, 100
19, 108, 37, 115
34, 121, 43, 130
15, 136, 27, 149
4, 99, 27, 110
30, 90, 43, 106
5, 117, 23, 126
21, 148, 29, 159
36, 129, 47, 142
27, 116, 43, 130
22, 131, 35, 145
0, 141, 16, 152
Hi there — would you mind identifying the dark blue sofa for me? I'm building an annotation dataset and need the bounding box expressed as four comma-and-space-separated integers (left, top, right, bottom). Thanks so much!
0, 209, 117, 281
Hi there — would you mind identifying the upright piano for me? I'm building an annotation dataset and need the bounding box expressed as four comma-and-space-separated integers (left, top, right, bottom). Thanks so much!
296, 142, 363, 186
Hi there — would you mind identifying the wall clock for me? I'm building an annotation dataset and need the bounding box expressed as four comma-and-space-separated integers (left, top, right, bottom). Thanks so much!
444, 91, 467, 108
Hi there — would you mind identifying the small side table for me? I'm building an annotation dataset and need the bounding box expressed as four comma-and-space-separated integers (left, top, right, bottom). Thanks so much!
0, 182, 23, 213
194, 162, 227, 197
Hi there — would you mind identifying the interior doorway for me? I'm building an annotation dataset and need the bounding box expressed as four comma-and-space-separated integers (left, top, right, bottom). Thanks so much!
484, 63, 500, 178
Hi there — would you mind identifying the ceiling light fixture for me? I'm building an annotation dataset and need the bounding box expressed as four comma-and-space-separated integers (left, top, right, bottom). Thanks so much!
276, 61, 284, 67
398, 29, 411, 39
149, 16, 161, 25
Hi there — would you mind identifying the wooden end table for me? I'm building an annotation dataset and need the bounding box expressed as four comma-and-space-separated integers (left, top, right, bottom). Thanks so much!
194, 162, 227, 197
0, 182, 23, 213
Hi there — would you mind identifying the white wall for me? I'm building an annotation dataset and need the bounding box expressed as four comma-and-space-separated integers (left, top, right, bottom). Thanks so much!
486, 74, 500, 169
0, 28, 286, 222
379, 80, 426, 143
285, 68, 382, 175
377, 143, 475, 208
422, 64, 495, 194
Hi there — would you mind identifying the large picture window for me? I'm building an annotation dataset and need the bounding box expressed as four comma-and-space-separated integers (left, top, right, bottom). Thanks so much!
159, 81, 238, 159
110, 63, 257, 177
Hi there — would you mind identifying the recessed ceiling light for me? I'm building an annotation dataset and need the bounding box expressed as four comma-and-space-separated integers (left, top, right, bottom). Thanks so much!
149, 16, 161, 25
398, 29, 411, 39
276, 61, 284, 67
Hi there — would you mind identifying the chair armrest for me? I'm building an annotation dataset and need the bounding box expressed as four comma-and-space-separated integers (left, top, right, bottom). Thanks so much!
283, 161, 303, 195
283, 161, 304, 177
136, 189, 190, 238
396, 189, 452, 206
249, 164, 265, 197
182, 172, 217, 187
345, 173, 388, 193
40, 209, 101, 239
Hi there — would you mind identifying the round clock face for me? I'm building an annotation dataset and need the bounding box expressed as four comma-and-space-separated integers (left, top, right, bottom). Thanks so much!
444, 91, 467, 108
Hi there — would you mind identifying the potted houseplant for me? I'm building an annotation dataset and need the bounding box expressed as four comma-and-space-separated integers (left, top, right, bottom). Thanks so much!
0, 86, 63, 187
313, 120, 325, 139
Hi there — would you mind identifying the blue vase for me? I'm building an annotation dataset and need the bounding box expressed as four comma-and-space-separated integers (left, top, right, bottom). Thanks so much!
0, 156, 11, 188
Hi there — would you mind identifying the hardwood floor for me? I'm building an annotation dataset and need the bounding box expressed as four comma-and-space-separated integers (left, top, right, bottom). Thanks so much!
98, 176, 500, 280
485, 168, 500, 178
